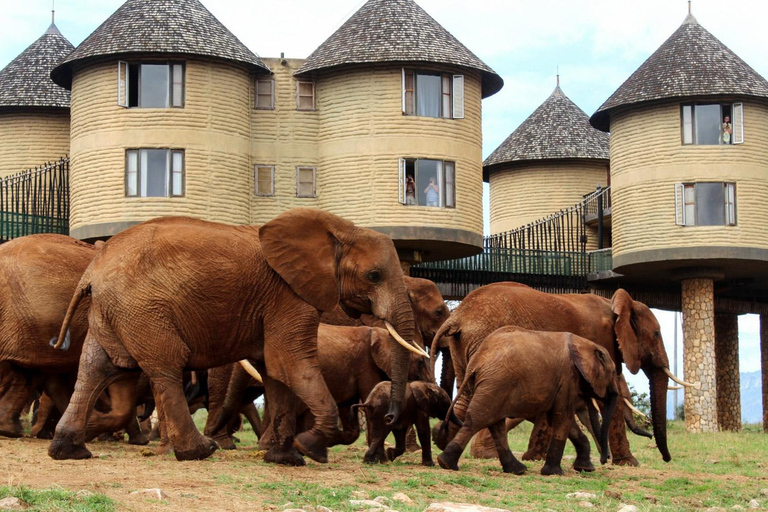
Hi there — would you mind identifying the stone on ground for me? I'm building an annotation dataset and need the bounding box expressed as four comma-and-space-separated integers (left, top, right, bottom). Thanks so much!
393, 493, 414, 504
129, 488, 168, 500
566, 492, 597, 500
0, 497, 24, 510
423, 504, 511, 512
617, 505, 638, 512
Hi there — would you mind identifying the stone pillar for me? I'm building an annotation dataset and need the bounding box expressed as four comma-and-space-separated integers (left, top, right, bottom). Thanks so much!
681, 278, 718, 433
715, 313, 740, 431
762, 314, 767, 433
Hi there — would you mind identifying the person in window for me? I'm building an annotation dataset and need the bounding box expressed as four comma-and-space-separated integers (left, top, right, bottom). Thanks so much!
424, 176, 439, 207
722, 115, 732, 144
406, 175, 416, 205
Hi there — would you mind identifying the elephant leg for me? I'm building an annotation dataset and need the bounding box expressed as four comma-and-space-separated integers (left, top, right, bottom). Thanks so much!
124, 412, 149, 446
488, 419, 526, 475
331, 405, 360, 446
405, 425, 420, 452
437, 416, 480, 471
260, 375, 304, 466
433, 391, 470, 451
471, 417, 524, 459
608, 399, 639, 466
415, 414, 434, 466
569, 421, 595, 472
0, 366, 32, 438
575, 405, 601, 457
241, 402, 262, 441
523, 414, 550, 461
541, 408, 574, 476
49, 335, 133, 460
362, 415, 389, 464
30, 392, 58, 439
203, 363, 235, 447
84, 375, 141, 442
386, 428, 407, 462
439, 347, 455, 399
154, 397, 171, 456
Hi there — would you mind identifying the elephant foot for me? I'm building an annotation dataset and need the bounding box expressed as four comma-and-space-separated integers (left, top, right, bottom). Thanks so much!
174, 437, 218, 461
213, 435, 237, 450
437, 442, 462, 471
127, 432, 150, 446
294, 431, 328, 463
34, 428, 54, 440
421, 458, 435, 467
155, 442, 172, 456
48, 437, 93, 460
264, 446, 306, 466
386, 446, 406, 462
540, 464, 564, 476
573, 459, 595, 472
613, 454, 639, 467
501, 459, 527, 475
431, 422, 449, 450
437, 453, 459, 471
470, 444, 499, 460
522, 448, 546, 461
0, 420, 23, 439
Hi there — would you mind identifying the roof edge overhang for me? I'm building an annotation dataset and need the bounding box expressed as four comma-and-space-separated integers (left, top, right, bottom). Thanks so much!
0, 105, 69, 114
51, 51, 272, 90
483, 156, 610, 182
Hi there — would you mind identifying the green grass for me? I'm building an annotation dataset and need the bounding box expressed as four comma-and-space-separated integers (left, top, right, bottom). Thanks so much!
0, 486, 115, 512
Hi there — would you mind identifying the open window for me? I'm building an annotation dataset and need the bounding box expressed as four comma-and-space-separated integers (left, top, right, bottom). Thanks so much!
402, 69, 464, 119
681, 103, 743, 145
125, 149, 184, 197
399, 158, 455, 208
118, 62, 184, 108
675, 182, 736, 226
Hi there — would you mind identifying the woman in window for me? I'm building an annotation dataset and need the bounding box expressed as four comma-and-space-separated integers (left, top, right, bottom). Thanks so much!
424, 176, 439, 207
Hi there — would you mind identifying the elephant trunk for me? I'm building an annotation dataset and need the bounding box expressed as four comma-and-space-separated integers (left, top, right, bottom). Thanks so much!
647, 367, 672, 462
384, 303, 417, 426
439, 347, 455, 399
599, 389, 618, 465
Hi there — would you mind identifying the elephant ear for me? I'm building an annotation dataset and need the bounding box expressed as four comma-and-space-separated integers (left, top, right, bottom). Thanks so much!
568, 334, 614, 398
370, 328, 394, 378
259, 209, 349, 312
611, 288, 641, 374
410, 382, 445, 417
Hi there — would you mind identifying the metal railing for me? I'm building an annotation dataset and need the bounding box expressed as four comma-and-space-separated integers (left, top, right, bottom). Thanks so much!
0, 157, 69, 241
583, 185, 611, 219
588, 248, 613, 274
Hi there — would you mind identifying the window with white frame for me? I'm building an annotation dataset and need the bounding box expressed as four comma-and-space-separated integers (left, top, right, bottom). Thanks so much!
296, 166, 316, 197
681, 103, 743, 145
398, 158, 455, 208
254, 165, 275, 196
296, 81, 315, 110
255, 79, 274, 109
118, 62, 184, 108
126, 149, 184, 197
402, 70, 464, 119
675, 182, 736, 226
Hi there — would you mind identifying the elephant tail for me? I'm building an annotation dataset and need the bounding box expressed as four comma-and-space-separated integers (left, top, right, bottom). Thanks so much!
442, 370, 471, 433
430, 316, 457, 380
50, 272, 92, 351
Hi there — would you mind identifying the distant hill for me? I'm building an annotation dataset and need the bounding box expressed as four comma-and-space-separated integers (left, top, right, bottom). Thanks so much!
665, 371, 763, 424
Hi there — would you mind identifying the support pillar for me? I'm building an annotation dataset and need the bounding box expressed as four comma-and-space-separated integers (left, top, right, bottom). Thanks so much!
681, 278, 718, 433
761, 314, 767, 433
715, 313, 740, 431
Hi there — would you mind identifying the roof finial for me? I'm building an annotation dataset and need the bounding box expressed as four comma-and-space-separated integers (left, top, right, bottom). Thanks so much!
52, 0, 55, 23
556, 66, 560, 88
688, 0, 691, 14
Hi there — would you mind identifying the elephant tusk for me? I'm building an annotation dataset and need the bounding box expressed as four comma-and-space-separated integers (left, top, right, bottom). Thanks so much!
238, 359, 263, 384
663, 367, 700, 389
384, 321, 429, 359
668, 385, 683, 391
591, 398, 601, 412
623, 398, 649, 420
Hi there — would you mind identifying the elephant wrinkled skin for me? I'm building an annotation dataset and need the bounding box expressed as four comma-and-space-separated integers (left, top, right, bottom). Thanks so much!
48, 209, 418, 465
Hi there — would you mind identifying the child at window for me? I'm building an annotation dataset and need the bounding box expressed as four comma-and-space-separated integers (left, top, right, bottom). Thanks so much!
722, 115, 732, 144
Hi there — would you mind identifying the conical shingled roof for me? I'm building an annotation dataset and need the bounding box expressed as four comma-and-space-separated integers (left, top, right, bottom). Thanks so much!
483, 85, 609, 181
590, 14, 768, 132
0, 24, 73, 109
51, 0, 269, 89
295, 0, 503, 98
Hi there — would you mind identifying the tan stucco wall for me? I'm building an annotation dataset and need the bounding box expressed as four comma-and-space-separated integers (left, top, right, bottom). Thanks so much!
68, 58, 252, 238
0, 110, 69, 178
488, 161, 608, 235
610, 99, 768, 265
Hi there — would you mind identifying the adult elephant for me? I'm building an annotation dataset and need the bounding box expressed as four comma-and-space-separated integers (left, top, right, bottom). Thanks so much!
431, 282, 693, 465
205, 323, 433, 449
49, 210, 423, 464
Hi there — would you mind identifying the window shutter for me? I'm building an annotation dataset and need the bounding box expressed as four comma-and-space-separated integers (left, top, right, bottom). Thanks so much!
118, 61, 128, 107
732, 103, 744, 144
725, 183, 737, 225
398, 158, 406, 204
445, 162, 455, 208
674, 183, 685, 226
452, 75, 464, 119
402, 69, 406, 114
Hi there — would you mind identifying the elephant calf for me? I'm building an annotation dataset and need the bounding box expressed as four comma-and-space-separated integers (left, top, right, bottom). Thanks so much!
437, 326, 619, 476
355, 381, 451, 466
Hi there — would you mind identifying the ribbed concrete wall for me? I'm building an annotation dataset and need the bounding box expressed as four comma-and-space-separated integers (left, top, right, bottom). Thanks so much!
610, 100, 768, 262
69, 59, 252, 238
0, 110, 69, 178
488, 161, 607, 235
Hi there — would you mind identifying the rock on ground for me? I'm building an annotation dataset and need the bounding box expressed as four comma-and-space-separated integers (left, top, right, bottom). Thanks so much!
393, 493, 413, 504
0, 497, 24, 510
423, 504, 511, 512
129, 488, 168, 500
566, 492, 597, 500
579, 502, 594, 508
617, 505, 639, 512
749, 500, 759, 509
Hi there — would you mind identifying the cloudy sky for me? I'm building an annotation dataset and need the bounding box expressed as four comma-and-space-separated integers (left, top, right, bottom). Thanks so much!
1, 0, 765, 401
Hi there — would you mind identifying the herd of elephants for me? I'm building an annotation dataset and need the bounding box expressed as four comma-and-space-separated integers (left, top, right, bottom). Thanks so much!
0, 208, 696, 475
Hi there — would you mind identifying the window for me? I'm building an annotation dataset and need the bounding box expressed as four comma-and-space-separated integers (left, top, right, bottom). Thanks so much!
126, 149, 184, 197
398, 158, 455, 208
254, 165, 275, 196
402, 70, 464, 119
675, 182, 736, 226
681, 103, 743, 145
255, 79, 274, 109
118, 62, 184, 108
296, 166, 316, 197
296, 81, 315, 110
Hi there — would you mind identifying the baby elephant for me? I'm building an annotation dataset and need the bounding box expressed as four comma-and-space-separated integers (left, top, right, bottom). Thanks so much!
355, 381, 451, 466
438, 326, 619, 476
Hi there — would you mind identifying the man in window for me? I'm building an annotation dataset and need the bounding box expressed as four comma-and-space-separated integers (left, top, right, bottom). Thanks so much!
424, 176, 439, 207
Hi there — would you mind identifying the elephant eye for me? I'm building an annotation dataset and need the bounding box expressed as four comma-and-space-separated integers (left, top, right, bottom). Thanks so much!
367, 270, 382, 283
434, 308, 444, 318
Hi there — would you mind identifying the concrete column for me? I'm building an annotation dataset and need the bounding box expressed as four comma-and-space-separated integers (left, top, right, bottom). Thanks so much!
715, 313, 740, 431
681, 278, 718, 433
762, 314, 767, 433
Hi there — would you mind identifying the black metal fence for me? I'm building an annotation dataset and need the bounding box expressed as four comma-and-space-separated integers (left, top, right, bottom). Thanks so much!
583, 185, 612, 219
0, 157, 70, 242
